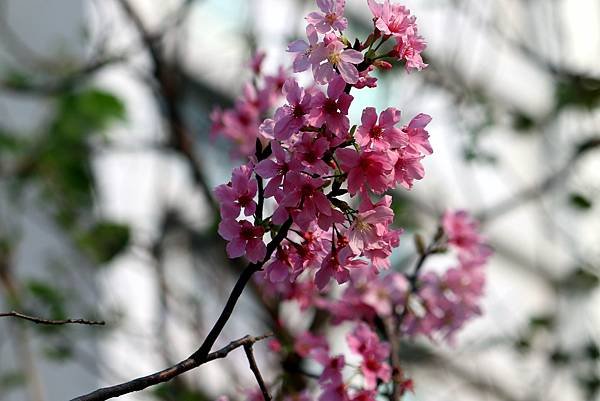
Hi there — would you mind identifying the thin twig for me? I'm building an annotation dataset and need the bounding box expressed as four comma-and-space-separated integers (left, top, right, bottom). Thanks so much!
0, 311, 105, 326
70, 334, 271, 401
476, 137, 600, 223
243, 343, 272, 401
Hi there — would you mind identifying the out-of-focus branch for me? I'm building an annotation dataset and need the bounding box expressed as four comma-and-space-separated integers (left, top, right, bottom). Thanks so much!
244, 343, 272, 401
0, 54, 128, 94
71, 333, 272, 401
0, 311, 105, 326
116, 0, 217, 213
477, 137, 600, 223
384, 317, 403, 401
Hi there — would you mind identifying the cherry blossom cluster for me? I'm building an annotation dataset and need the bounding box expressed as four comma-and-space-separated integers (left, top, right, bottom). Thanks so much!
211, 53, 287, 156
213, 0, 432, 287
211, 1, 491, 401
321, 210, 492, 341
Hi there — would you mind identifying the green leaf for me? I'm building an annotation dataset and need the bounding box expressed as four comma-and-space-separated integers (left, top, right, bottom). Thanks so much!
0, 370, 25, 391
3, 70, 31, 90
43, 344, 73, 361
25, 280, 67, 321
555, 74, 600, 110
77, 221, 130, 263
529, 314, 555, 330
512, 112, 536, 132
569, 192, 593, 210
555, 267, 599, 293
55, 89, 125, 136
584, 342, 600, 360
0, 131, 22, 152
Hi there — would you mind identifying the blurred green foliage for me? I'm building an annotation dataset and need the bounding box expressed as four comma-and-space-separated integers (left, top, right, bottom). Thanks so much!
77, 221, 130, 264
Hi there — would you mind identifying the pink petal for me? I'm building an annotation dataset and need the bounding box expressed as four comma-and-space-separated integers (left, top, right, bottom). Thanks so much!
218, 220, 240, 240
337, 61, 359, 84
335, 148, 359, 170
246, 238, 266, 262
287, 39, 308, 53
226, 237, 246, 258
255, 159, 278, 178
361, 107, 378, 128
379, 107, 400, 128
340, 49, 364, 64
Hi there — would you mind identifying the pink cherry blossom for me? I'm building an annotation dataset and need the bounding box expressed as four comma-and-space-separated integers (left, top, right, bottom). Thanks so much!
288, 25, 326, 73
391, 147, 424, 189
346, 199, 394, 254
393, 33, 428, 72
354, 65, 378, 89
315, 247, 368, 290
317, 354, 345, 386
308, 76, 353, 136
255, 141, 301, 198
367, 0, 415, 37
294, 331, 329, 358
319, 382, 349, 401
355, 107, 407, 150
249, 51, 266, 76
218, 219, 266, 263
346, 323, 391, 389
214, 164, 258, 220
335, 148, 395, 195
306, 0, 348, 34
274, 79, 313, 140
314, 40, 364, 85
264, 245, 294, 282
403, 113, 432, 154
442, 209, 492, 264
293, 133, 332, 175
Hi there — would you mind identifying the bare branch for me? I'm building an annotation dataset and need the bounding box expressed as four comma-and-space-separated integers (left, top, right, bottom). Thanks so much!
71, 334, 272, 401
0, 310, 105, 326
244, 343, 272, 401
72, 217, 292, 401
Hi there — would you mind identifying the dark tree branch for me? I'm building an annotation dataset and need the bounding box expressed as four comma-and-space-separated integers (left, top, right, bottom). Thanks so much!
70, 333, 272, 401
0, 311, 105, 326
244, 343, 272, 401
73, 217, 292, 401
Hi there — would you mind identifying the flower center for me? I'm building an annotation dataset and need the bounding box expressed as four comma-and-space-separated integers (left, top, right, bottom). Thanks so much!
323, 98, 338, 114
240, 226, 256, 240
238, 194, 253, 207
354, 216, 371, 233
292, 104, 306, 118
325, 13, 338, 25
300, 183, 315, 197
370, 125, 383, 139
327, 51, 341, 66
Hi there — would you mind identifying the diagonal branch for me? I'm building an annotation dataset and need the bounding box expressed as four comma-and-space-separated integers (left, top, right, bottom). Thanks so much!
72, 217, 292, 401
71, 334, 272, 401
244, 343, 272, 401
0, 311, 105, 326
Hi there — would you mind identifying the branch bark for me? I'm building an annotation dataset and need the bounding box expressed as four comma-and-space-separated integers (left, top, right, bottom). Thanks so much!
72, 217, 292, 401
0, 311, 105, 326
244, 343, 272, 401
71, 334, 272, 401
